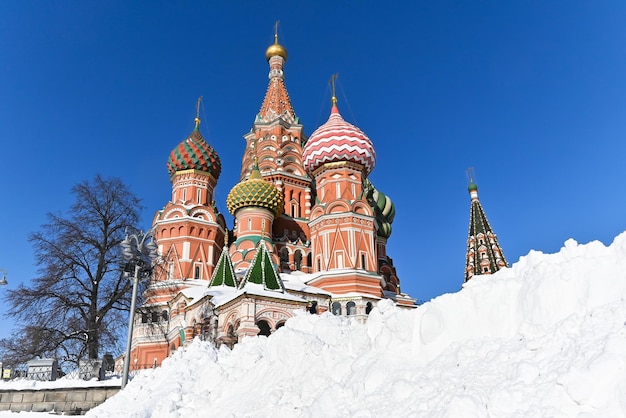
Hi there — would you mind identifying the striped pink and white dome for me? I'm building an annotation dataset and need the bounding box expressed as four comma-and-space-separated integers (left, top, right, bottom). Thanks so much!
303, 105, 376, 176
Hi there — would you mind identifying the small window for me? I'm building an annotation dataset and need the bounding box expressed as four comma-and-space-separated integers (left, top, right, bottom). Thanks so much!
347, 301, 356, 316
483, 267, 489, 273
331, 302, 342, 316
141, 313, 148, 323
317, 258, 321, 271
162, 311, 169, 321
365, 302, 373, 315
151, 312, 160, 323
308, 301, 318, 314
248, 218, 252, 231
194, 264, 201, 280
360, 254, 366, 270
197, 189, 202, 204
182, 189, 187, 202
336, 252, 344, 268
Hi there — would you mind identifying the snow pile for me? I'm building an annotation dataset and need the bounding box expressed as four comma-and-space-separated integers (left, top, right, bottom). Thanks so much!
87, 233, 626, 417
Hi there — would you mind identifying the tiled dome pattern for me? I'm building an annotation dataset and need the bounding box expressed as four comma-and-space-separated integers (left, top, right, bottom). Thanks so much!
226, 168, 284, 217
302, 105, 376, 176
167, 127, 222, 179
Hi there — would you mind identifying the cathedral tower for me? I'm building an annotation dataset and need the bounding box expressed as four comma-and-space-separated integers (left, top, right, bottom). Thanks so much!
149, 109, 226, 301
302, 91, 381, 298
226, 159, 284, 270
464, 180, 508, 282
239, 30, 313, 273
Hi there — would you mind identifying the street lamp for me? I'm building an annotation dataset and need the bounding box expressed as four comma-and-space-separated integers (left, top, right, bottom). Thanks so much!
0, 270, 7, 286
119, 228, 158, 389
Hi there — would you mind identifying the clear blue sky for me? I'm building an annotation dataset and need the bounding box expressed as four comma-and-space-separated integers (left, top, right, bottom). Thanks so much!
1, 1, 625, 335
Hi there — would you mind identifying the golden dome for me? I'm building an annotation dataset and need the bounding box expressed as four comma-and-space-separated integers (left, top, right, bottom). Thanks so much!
265, 34, 288, 62
226, 166, 284, 217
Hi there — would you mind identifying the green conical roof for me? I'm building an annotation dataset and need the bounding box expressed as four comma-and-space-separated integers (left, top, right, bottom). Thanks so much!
208, 246, 237, 287
239, 243, 284, 291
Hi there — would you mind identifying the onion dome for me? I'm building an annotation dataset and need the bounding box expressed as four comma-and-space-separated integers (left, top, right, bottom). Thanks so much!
167, 118, 221, 179
364, 179, 395, 239
468, 182, 479, 201
226, 165, 284, 217
302, 101, 376, 176
265, 33, 288, 62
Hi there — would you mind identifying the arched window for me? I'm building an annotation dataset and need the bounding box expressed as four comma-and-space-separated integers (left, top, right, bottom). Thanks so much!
308, 301, 318, 314
331, 302, 342, 316
256, 320, 271, 336
346, 301, 356, 316
294, 250, 302, 270
365, 302, 373, 315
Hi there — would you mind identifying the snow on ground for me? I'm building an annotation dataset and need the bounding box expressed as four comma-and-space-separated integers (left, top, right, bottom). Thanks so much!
3, 231, 626, 417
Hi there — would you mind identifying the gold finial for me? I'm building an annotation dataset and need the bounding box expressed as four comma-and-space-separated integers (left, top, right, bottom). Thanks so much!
194, 96, 202, 129
252, 136, 260, 167
329, 73, 339, 106
274, 20, 280, 43
265, 21, 288, 62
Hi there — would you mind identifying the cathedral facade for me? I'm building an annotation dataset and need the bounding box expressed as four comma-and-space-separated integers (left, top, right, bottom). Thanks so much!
128, 35, 415, 367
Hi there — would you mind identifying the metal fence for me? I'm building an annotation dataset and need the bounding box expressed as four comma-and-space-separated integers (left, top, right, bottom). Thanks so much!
2, 362, 158, 382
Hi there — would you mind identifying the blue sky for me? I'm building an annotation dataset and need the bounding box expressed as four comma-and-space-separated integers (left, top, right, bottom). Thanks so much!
1, 1, 626, 335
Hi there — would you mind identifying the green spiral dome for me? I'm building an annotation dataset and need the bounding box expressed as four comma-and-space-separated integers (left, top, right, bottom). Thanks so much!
364, 179, 396, 239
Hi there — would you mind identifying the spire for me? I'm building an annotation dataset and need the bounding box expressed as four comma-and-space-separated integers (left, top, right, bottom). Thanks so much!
258, 24, 296, 123
209, 245, 237, 288
330, 73, 339, 109
194, 96, 202, 131
464, 173, 508, 282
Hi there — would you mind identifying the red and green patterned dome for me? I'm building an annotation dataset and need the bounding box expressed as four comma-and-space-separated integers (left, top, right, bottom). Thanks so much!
167, 119, 221, 179
226, 165, 284, 217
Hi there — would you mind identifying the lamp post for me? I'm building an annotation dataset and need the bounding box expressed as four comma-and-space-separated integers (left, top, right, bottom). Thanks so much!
0, 270, 7, 286
119, 228, 158, 389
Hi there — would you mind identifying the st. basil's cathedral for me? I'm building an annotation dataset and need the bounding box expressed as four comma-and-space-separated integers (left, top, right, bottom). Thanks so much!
129, 34, 508, 366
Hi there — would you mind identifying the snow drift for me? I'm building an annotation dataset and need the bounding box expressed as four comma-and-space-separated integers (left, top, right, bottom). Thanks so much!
87, 232, 626, 417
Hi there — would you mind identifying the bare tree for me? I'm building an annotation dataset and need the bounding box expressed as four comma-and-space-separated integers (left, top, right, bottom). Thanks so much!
0, 175, 144, 367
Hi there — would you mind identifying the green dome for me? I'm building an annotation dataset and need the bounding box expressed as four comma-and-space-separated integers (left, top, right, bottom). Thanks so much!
468, 182, 478, 192
226, 167, 284, 217
364, 179, 395, 239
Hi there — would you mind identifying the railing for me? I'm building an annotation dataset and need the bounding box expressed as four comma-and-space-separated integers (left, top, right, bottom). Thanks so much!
1, 362, 159, 382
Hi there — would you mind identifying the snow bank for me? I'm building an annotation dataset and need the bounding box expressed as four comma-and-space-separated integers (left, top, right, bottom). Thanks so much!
87, 232, 626, 417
